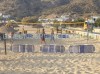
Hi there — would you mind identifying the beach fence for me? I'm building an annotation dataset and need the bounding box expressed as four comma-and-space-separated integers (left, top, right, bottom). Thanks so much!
74, 30, 100, 40
11, 44, 95, 53
11, 44, 34, 53
7, 34, 72, 39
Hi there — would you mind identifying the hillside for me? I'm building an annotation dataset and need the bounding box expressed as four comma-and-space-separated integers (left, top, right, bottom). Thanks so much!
0, 0, 42, 18
42, 0, 100, 15
0, 0, 100, 18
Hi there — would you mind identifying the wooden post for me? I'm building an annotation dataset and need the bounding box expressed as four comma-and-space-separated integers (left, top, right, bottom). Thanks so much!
4, 34, 7, 55
87, 29, 89, 43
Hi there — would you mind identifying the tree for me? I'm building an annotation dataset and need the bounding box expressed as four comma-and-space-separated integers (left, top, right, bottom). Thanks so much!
6, 21, 12, 27
0, 16, 3, 20
53, 20, 60, 28
21, 16, 39, 25
95, 18, 100, 27
74, 18, 85, 22
15, 17, 21, 22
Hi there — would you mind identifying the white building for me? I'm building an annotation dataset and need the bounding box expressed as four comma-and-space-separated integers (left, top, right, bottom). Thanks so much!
91, 16, 100, 21
60, 15, 70, 21
2, 15, 10, 18
0, 13, 2, 16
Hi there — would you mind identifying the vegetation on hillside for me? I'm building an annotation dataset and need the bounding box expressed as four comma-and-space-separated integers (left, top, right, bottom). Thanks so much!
0, 0, 100, 19
21, 16, 39, 25
95, 18, 100, 27
74, 18, 85, 22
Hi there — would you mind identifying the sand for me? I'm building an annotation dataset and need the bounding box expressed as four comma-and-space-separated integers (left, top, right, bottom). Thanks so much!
0, 26, 100, 74
0, 37, 100, 74
0, 53, 100, 74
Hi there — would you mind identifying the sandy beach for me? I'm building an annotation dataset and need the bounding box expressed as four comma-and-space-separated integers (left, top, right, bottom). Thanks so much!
0, 26, 100, 74
0, 36, 100, 74
0, 52, 100, 74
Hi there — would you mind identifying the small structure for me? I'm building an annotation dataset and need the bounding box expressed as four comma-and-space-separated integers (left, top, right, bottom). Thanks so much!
0, 26, 17, 55
40, 45, 65, 53
0, 26, 17, 39
33, 24, 43, 34
0, 26, 17, 33
11, 44, 34, 53
68, 45, 95, 53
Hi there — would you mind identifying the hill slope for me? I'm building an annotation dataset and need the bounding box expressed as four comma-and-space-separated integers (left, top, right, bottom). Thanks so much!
42, 0, 100, 15
0, 0, 42, 18
0, 0, 100, 18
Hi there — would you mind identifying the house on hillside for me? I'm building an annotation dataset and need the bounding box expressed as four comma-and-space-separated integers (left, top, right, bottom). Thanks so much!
39, 13, 74, 23
0, 13, 2, 16
85, 15, 100, 23
0, 13, 11, 23
91, 16, 100, 21
39, 14, 58, 22
2, 14, 10, 19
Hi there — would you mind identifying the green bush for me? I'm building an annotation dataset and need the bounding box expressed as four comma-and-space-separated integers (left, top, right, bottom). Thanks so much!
74, 18, 85, 22
21, 16, 38, 24
95, 18, 100, 27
